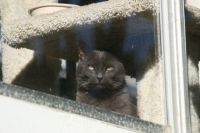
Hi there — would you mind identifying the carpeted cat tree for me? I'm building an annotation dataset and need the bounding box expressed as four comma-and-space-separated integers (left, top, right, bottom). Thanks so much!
0, 0, 200, 130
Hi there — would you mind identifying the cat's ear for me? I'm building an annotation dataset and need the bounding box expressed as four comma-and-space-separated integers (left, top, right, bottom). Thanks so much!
78, 48, 87, 61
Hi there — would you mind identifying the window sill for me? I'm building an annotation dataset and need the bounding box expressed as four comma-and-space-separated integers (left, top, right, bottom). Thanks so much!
0, 82, 164, 133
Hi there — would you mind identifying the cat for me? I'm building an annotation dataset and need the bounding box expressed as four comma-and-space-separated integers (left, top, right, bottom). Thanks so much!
76, 49, 137, 117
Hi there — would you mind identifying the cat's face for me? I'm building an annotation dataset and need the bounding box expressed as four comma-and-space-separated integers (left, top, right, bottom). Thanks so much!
76, 50, 126, 99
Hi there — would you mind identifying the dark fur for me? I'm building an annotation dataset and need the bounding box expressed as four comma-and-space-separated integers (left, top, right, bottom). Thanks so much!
76, 50, 137, 116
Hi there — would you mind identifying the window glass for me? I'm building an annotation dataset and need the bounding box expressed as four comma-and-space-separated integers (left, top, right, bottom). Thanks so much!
185, 0, 200, 132
0, 0, 165, 125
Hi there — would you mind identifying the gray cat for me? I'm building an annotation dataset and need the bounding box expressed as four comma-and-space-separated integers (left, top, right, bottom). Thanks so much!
76, 49, 137, 117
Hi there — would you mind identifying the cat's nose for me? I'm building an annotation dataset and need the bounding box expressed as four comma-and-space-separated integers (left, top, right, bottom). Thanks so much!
97, 73, 103, 82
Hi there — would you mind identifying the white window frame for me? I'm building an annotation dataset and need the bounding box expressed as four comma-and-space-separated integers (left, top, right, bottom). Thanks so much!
160, 0, 192, 132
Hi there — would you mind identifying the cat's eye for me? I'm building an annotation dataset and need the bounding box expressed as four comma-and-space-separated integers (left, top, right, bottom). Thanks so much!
88, 65, 94, 71
106, 67, 114, 71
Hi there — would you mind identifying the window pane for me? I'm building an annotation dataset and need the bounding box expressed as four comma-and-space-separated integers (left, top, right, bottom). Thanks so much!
185, 0, 200, 132
0, 0, 165, 125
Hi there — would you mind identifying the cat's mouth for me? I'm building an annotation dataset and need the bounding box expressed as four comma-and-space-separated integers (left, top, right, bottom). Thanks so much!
87, 84, 113, 99
89, 84, 105, 90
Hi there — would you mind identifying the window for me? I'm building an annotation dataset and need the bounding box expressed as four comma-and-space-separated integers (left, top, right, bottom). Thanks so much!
185, 0, 200, 132
0, 0, 193, 132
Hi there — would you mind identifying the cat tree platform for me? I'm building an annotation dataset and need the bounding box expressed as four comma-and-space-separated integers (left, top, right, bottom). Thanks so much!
1, 0, 200, 59
1, 0, 157, 61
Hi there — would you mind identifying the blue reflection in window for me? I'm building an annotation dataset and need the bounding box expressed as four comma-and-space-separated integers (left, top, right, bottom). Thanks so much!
122, 16, 154, 63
